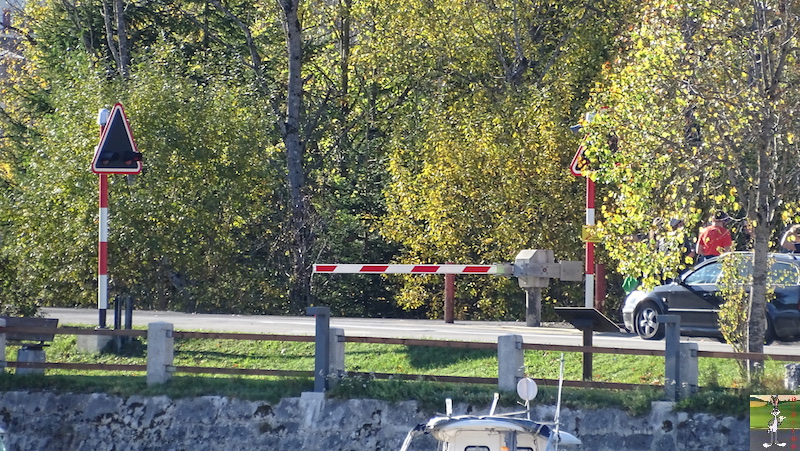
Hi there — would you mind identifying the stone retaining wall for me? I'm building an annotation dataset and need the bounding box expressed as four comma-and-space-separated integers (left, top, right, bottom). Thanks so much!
0, 391, 747, 450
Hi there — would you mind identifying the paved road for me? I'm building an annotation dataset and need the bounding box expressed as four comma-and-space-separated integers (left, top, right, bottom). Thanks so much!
40, 307, 800, 357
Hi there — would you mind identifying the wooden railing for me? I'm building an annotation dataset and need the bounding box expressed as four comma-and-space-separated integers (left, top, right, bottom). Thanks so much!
2, 324, 799, 391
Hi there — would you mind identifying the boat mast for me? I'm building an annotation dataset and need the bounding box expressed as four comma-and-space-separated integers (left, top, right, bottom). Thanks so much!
547, 353, 566, 451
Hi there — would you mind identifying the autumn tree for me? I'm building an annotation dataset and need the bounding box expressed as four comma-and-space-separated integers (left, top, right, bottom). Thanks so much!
587, 0, 800, 375
0, 1, 293, 314
0, 0, 417, 316
0, 0, 636, 321
378, 0, 629, 319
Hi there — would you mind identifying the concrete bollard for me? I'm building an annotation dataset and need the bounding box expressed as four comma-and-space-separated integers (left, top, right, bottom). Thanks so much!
329, 327, 345, 387
678, 342, 698, 398
785, 364, 800, 390
76, 334, 113, 354
498, 334, 524, 392
0, 318, 5, 373
16, 346, 46, 375
146, 322, 174, 386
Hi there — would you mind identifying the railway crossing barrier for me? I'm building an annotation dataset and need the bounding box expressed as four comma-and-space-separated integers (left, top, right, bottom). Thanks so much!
314, 249, 583, 326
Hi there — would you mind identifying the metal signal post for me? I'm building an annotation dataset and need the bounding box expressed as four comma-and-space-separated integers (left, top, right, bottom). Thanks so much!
570, 136, 596, 309
92, 104, 142, 329
97, 109, 110, 328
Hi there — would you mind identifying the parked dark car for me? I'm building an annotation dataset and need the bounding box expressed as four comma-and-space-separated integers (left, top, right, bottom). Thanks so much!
621, 252, 800, 342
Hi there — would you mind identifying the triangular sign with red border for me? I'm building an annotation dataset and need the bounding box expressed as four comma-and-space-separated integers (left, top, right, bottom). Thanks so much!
91, 103, 142, 174
569, 134, 591, 177
569, 144, 588, 177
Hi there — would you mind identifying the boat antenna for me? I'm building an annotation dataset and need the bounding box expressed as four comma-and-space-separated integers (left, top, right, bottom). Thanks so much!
489, 392, 500, 416
547, 353, 566, 451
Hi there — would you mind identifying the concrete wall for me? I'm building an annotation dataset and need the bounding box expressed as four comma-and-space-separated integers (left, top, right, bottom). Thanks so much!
0, 391, 747, 450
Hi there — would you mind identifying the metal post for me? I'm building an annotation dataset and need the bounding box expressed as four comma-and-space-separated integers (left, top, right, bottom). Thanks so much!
125, 295, 133, 332
582, 326, 593, 381
444, 268, 455, 324
659, 315, 680, 401
98, 173, 109, 329
114, 296, 122, 330
585, 177, 595, 308
524, 287, 542, 327
595, 263, 606, 313
113, 296, 122, 352
306, 306, 331, 392
0, 318, 5, 374
97, 108, 110, 329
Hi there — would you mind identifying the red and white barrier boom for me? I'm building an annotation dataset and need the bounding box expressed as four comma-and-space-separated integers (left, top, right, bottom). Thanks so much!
313, 264, 513, 275
314, 250, 584, 327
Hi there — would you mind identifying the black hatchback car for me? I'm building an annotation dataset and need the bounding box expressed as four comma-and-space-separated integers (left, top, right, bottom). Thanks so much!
621, 252, 800, 342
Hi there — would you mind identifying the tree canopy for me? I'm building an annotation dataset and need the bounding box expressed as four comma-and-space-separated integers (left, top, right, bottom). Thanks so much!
4, 0, 797, 332
584, 0, 800, 359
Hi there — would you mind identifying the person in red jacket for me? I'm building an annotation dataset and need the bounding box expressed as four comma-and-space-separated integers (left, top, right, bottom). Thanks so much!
696, 211, 732, 262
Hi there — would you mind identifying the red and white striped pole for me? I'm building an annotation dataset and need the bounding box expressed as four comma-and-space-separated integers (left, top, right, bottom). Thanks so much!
97, 108, 110, 328
571, 110, 608, 310
585, 177, 595, 309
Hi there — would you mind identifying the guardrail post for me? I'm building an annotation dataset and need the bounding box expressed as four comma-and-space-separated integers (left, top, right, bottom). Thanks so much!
113, 295, 135, 351
306, 306, 331, 392
679, 342, 698, 398
658, 315, 680, 401
113, 296, 123, 352
125, 296, 133, 330
498, 334, 524, 391
146, 322, 174, 386
329, 327, 345, 387
114, 296, 122, 330
0, 318, 5, 373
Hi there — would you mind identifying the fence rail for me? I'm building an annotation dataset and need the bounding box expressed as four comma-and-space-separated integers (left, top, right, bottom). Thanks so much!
2, 323, 799, 394
5, 325, 798, 361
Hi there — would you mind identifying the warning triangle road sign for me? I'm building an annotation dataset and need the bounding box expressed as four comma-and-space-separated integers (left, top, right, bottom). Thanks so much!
91, 103, 142, 174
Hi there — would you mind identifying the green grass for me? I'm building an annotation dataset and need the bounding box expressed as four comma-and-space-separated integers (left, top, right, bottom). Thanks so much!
0, 373, 313, 403
1, 327, 775, 417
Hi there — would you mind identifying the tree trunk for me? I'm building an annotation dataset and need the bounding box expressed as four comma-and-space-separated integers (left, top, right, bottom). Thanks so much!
745, 0, 791, 380
746, 106, 775, 380
101, 0, 129, 78
114, 0, 130, 78
747, 214, 768, 379
208, 0, 314, 311
101, 0, 119, 71
281, 0, 313, 311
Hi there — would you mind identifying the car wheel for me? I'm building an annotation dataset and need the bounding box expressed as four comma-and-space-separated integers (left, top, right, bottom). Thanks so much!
634, 301, 665, 340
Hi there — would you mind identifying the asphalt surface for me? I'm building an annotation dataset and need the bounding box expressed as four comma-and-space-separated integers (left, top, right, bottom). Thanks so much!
39, 307, 800, 357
